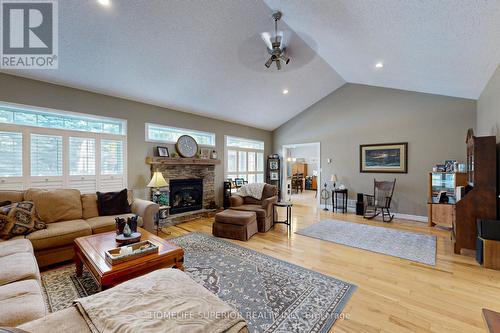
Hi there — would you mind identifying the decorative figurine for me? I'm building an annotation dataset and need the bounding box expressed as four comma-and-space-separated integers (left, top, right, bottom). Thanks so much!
123, 222, 132, 237
115, 217, 126, 235
127, 215, 138, 233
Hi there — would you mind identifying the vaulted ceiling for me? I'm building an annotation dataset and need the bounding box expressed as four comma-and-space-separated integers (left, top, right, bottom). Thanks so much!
3, 0, 500, 130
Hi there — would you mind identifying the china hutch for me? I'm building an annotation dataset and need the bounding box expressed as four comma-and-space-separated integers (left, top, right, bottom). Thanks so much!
454, 129, 497, 254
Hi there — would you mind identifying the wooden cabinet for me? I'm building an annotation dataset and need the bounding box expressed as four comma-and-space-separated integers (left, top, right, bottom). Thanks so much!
292, 163, 307, 176
454, 131, 497, 254
430, 204, 455, 228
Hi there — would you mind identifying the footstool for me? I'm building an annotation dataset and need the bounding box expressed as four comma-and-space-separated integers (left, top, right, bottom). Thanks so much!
213, 209, 258, 241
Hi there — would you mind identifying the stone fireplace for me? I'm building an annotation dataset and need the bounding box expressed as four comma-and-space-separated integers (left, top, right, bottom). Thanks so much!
151, 162, 215, 216
169, 179, 203, 214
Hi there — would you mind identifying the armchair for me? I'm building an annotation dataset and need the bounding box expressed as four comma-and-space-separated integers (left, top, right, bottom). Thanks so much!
364, 179, 396, 222
229, 184, 278, 232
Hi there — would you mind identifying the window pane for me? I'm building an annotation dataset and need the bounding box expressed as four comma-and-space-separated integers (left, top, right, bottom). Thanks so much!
70, 137, 96, 176
146, 123, 215, 146
256, 173, 264, 183
226, 136, 264, 150
101, 139, 124, 175
227, 174, 237, 181
227, 150, 237, 172
238, 151, 247, 172
238, 174, 247, 181
247, 174, 256, 184
31, 134, 63, 176
0, 110, 13, 123
257, 153, 264, 172
0, 104, 125, 135
248, 152, 256, 172
0, 131, 22, 177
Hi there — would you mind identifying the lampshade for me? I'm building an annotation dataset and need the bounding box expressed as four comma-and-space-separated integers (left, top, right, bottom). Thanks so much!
147, 172, 168, 188
330, 174, 337, 182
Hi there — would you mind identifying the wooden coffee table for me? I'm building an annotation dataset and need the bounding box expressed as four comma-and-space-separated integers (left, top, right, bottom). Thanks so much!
74, 227, 184, 289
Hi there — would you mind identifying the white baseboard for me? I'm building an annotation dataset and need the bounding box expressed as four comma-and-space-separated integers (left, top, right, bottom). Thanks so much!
319, 199, 427, 223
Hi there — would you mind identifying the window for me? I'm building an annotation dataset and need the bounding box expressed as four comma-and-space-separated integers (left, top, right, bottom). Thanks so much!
101, 139, 124, 175
0, 104, 125, 134
0, 131, 22, 177
31, 134, 63, 177
225, 136, 264, 183
146, 123, 215, 146
0, 102, 127, 193
69, 137, 96, 176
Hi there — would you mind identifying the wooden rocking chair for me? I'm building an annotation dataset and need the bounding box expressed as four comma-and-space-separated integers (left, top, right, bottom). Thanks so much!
364, 179, 396, 222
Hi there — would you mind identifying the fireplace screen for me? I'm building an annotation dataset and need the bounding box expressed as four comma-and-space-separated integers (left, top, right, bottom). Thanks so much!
169, 179, 203, 214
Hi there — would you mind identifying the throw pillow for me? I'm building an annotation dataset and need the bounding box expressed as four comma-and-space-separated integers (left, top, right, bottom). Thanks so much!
0, 201, 44, 240
96, 189, 131, 216
0, 201, 11, 207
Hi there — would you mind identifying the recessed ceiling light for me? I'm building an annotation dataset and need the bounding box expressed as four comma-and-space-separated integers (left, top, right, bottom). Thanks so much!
282, 89, 289, 95
97, 0, 111, 7
375, 62, 384, 69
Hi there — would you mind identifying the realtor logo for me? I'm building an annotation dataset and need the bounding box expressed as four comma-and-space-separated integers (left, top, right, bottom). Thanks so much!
1, 0, 58, 69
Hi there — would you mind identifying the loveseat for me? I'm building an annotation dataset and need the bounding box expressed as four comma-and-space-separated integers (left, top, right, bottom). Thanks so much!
0, 189, 158, 267
229, 184, 278, 232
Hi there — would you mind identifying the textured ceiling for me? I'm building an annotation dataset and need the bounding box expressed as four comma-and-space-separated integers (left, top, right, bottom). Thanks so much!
3, 1, 500, 130
264, 0, 500, 99
1, 0, 345, 130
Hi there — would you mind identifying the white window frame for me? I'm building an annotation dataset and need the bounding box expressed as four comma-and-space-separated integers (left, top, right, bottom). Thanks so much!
0, 103, 127, 193
224, 135, 265, 183
145, 123, 216, 147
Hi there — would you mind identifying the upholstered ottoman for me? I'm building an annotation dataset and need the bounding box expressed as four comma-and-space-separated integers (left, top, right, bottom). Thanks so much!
213, 210, 258, 241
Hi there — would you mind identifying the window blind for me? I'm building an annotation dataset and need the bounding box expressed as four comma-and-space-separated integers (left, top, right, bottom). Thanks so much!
69, 137, 96, 176
30, 134, 63, 177
0, 131, 22, 177
101, 139, 124, 175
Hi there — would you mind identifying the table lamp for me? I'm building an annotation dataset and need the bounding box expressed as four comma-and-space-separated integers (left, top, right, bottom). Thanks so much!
147, 171, 168, 203
330, 174, 338, 189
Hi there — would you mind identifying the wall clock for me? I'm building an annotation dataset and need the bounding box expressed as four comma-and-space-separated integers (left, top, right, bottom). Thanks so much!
176, 135, 199, 158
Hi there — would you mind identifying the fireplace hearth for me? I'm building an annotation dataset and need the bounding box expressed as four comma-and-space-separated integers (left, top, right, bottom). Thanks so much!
169, 179, 203, 215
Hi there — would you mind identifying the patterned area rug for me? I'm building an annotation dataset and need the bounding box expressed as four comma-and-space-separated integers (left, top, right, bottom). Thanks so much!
41, 232, 356, 333
296, 219, 437, 265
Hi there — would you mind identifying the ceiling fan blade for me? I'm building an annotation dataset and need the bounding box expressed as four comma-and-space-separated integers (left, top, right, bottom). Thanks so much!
260, 32, 273, 50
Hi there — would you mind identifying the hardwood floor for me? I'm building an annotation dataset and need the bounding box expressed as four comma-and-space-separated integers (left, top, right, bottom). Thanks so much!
161, 191, 500, 333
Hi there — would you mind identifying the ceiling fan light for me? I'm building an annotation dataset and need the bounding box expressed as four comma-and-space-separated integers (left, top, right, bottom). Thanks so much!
280, 54, 290, 65
265, 57, 273, 68
276, 59, 281, 70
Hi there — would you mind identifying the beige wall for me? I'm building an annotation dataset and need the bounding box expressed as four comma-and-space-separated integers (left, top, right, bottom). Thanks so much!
273, 84, 476, 216
0, 73, 272, 203
477, 64, 500, 142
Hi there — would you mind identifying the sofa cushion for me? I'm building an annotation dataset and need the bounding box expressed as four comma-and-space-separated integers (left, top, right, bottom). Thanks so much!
0, 279, 45, 327
230, 204, 267, 219
24, 189, 83, 223
0, 192, 23, 205
0, 253, 40, 286
215, 210, 256, 226
0, 202, 43, 240
0, 201, 11, 207
81, 194, 99, 220
97, 189, 131, 216
86, 214, 143, 234
18, 307, 91, 333
26, 219, 91, 251
0, 239, 33, 258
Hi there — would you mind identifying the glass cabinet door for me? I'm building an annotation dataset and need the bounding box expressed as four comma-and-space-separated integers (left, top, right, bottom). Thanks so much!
431, 173, 455, 197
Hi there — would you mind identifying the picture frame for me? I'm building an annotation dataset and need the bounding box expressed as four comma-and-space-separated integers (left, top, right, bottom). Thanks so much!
270, 171, 279, 180
269, 161, 279, 170
199, 147, 211, 159
360, 142, 408, 173
156, 146, 169, 157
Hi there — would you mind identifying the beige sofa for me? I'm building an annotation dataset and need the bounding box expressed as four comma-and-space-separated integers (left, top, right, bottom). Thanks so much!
0, 189, 159, 267
0, 239, 46, 327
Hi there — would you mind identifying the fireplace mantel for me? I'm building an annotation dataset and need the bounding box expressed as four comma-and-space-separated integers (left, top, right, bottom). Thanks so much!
146, 157, 221, 166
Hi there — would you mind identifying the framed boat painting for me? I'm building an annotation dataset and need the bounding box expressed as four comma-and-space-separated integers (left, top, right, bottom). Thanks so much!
360, 142, 408, 173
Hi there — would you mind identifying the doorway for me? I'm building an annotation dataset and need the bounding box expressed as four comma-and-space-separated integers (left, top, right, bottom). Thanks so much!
281, 142, 321, 207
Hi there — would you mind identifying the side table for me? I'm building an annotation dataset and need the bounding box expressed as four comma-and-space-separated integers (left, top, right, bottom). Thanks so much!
156, 205, 170, 235
273, 202, 293, 231
332, 189, 348, 213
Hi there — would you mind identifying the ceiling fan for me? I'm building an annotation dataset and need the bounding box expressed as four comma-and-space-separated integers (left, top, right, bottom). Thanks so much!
261, 11, 290, 70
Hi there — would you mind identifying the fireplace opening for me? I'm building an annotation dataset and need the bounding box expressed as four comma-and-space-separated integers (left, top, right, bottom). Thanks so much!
169, 179, 203, 215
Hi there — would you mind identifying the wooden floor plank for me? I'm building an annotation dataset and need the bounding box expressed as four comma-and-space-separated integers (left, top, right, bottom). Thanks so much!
160, 191, 500, 332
